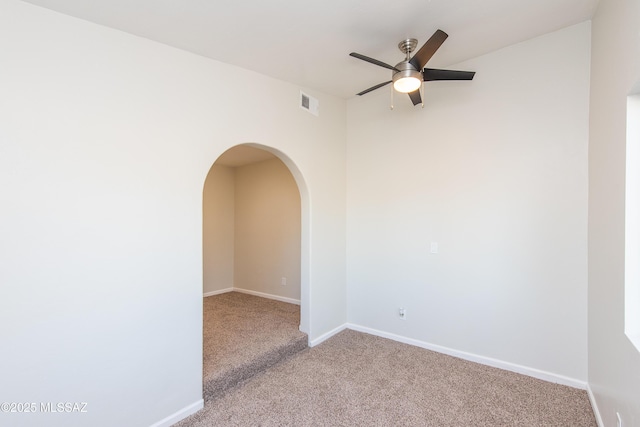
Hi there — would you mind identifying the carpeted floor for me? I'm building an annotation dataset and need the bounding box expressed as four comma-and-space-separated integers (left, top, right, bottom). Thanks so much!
178, 320, 596, 426
201, 292, 308, 401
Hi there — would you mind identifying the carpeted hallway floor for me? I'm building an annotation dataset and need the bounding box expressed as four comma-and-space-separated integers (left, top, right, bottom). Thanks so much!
175, 292, 596, 426
200, 292, 308, 401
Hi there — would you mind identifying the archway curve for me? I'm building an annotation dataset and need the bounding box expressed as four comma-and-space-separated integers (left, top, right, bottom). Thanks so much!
203, 142, 310, 335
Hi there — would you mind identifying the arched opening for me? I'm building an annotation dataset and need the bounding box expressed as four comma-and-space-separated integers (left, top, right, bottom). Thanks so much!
203, 145, 301, 303
201, 143, 310, 400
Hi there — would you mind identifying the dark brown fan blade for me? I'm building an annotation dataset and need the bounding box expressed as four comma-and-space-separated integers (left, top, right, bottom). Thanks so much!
350, 53, 399, 71
408, 90, 422, 106
409, 29, 448, 70
357, 81, 393, 96
423, 68, 475, 81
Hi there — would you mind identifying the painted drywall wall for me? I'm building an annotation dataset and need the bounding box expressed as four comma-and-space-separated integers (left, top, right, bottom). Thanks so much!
202, 157, 301, 301
234, 158, 301, 301
589, 0, 640, 424
0, 2, 347, 426
203, 164, 235, 294
346, 23, 590, 382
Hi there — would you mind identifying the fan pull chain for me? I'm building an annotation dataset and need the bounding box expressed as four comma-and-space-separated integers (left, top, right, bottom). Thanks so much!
421, 82, 425, 108
390, 84, 394, 110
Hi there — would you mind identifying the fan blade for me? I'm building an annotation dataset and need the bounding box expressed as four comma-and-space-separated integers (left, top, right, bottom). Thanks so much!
423, 68, 475, 81
408, 89, 422, 106
350, 53, 398, 71
409, 29, 448, 70
356, 81, 392, 96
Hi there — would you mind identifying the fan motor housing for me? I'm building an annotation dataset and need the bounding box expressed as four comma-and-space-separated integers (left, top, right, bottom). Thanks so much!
392, 61, 422, 84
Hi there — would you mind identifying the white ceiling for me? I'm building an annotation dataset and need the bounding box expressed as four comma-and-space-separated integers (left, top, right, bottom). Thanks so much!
21, 0, 598, 99
215, 146, 276, 167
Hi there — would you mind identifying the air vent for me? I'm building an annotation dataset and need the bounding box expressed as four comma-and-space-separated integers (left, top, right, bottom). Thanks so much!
300, 91, 319, 116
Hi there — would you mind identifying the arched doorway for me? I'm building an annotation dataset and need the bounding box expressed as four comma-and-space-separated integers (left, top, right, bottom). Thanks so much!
200, 143, 310, 400
203, 143, 311, 334
202, 142, 310, 333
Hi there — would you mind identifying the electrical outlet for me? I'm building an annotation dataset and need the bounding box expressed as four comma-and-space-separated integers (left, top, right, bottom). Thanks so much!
281, 277, 287, 286
399, 307, 406, 320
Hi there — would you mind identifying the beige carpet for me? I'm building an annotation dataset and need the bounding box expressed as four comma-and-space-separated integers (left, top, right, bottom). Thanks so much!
178, 326, 596, 426
201, 292, 308, 401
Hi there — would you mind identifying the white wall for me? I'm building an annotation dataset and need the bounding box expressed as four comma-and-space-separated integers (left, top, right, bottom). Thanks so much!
346, 23, 590, 383
0, 2, 347, 426
235, 158, 301, 301
202, 164, 235, 294
588, 0, 640, 424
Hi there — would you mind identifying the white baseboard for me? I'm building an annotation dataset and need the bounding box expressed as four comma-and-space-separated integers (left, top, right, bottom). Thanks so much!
203, 287, 234, 298
149, 399, 203, 427
203, 287, 300, 305
586, 384, 604, 427
346, 323, 587, 390
232, 287, 300, 305
309, 323, 348, 347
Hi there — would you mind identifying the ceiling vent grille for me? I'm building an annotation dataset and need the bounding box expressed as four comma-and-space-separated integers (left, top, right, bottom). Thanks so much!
300, 91, 319, 116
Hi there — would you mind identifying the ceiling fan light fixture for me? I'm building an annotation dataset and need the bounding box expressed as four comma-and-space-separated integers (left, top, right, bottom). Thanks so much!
392, 68, 422, 93
351, 29, 475, 105
393, 76, 422, 93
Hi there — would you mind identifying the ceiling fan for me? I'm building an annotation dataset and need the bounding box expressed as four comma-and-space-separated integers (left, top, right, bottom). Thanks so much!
350, 29, 475, 106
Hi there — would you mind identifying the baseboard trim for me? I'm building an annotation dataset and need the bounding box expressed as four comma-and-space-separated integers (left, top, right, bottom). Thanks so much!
309, 323, 348, 347
203, 287, 234, 298
346, 323, 587, 390
202, 287, 299, 305
149, 399, 203, 427
232, 287, 300, 305
586, 383, 604, 427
